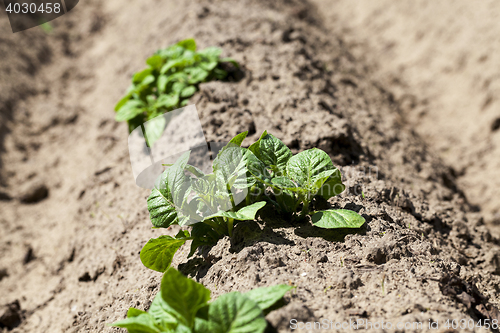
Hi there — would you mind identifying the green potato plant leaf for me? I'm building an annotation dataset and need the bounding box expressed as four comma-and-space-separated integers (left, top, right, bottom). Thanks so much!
207, 292, 267, 333
244, 285, 294, 313
311, 209, 366, 229
115, 100, 145, 122
147, 151, 191, 228
140, 235, 189, 273
205, 201, 266, 221
286, 148, 335, 191
111, 312, 161, 333
148, 293, 178, 330
248, 131, 292, 176
110, 268, 291, 333
160, 268, 211, 327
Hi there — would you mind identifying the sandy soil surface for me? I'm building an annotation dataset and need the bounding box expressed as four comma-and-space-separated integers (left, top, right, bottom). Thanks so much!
0, 0, 499, 332
313, 0, 500, 227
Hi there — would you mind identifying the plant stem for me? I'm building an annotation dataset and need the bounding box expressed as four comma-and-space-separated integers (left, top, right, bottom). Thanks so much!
227, 218, 234, 237
298, 199, 310, 219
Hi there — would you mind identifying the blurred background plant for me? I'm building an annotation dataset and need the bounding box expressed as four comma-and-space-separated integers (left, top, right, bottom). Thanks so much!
114, 38, 239, 144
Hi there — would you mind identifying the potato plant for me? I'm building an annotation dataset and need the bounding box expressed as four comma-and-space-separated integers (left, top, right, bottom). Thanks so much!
141, 132, 267, 272
246, 131, 365, 228
114, 38, 238, 141
140, 131, 365, 273
111, 267, 293, 333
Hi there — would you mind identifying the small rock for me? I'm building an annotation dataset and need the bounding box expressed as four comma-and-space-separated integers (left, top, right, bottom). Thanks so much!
0, 268, 8, 281
19, 184, 49, 204
0, 192, 12, 201
0, 300, 22, 329
491, 117, 500, 132
78, 272, 92, 282
23, 246, 35, 265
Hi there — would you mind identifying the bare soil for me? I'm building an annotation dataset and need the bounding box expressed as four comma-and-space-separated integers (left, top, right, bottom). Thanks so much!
313, 0, 500, 228
0, 0, 499, 332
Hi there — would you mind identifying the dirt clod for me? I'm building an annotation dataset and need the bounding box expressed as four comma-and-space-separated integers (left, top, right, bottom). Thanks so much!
0, 300, 23, 330
19, 184, 49, 204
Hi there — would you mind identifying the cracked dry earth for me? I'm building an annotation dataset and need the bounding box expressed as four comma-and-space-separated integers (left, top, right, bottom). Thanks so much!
0, 0, 499, 332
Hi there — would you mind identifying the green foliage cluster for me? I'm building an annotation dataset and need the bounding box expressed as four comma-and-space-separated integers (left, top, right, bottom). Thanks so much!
111, 267, 293, 333
114, 38, 238, 137
141, 131, 365, 273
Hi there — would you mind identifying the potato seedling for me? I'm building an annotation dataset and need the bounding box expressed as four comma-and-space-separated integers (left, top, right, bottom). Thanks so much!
114, 38, 238, 141
141, 132, 266, 272
111, 267, 293, 333
247, 131, 365, 229
140, 131, 365, 273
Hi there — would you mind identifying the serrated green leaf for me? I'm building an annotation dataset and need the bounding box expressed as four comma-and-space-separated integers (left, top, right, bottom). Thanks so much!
244, 285, 293, 312
312, 209, 365, 229
180, 86, 197, 98
208, 292, 267, 333
177, 38, 197, 51
161, 268, 211, 327
205, 201, 266, 221
140, 236, 187, 272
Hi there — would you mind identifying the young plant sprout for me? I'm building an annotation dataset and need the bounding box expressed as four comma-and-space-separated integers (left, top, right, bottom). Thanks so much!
114, 38, 239, 141
110, 267, 293, 333
140, 131, 365, 273
246, 131, 365, 228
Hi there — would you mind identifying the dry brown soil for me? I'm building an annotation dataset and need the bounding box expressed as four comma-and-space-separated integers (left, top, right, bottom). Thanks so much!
0, 0, 499, 332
